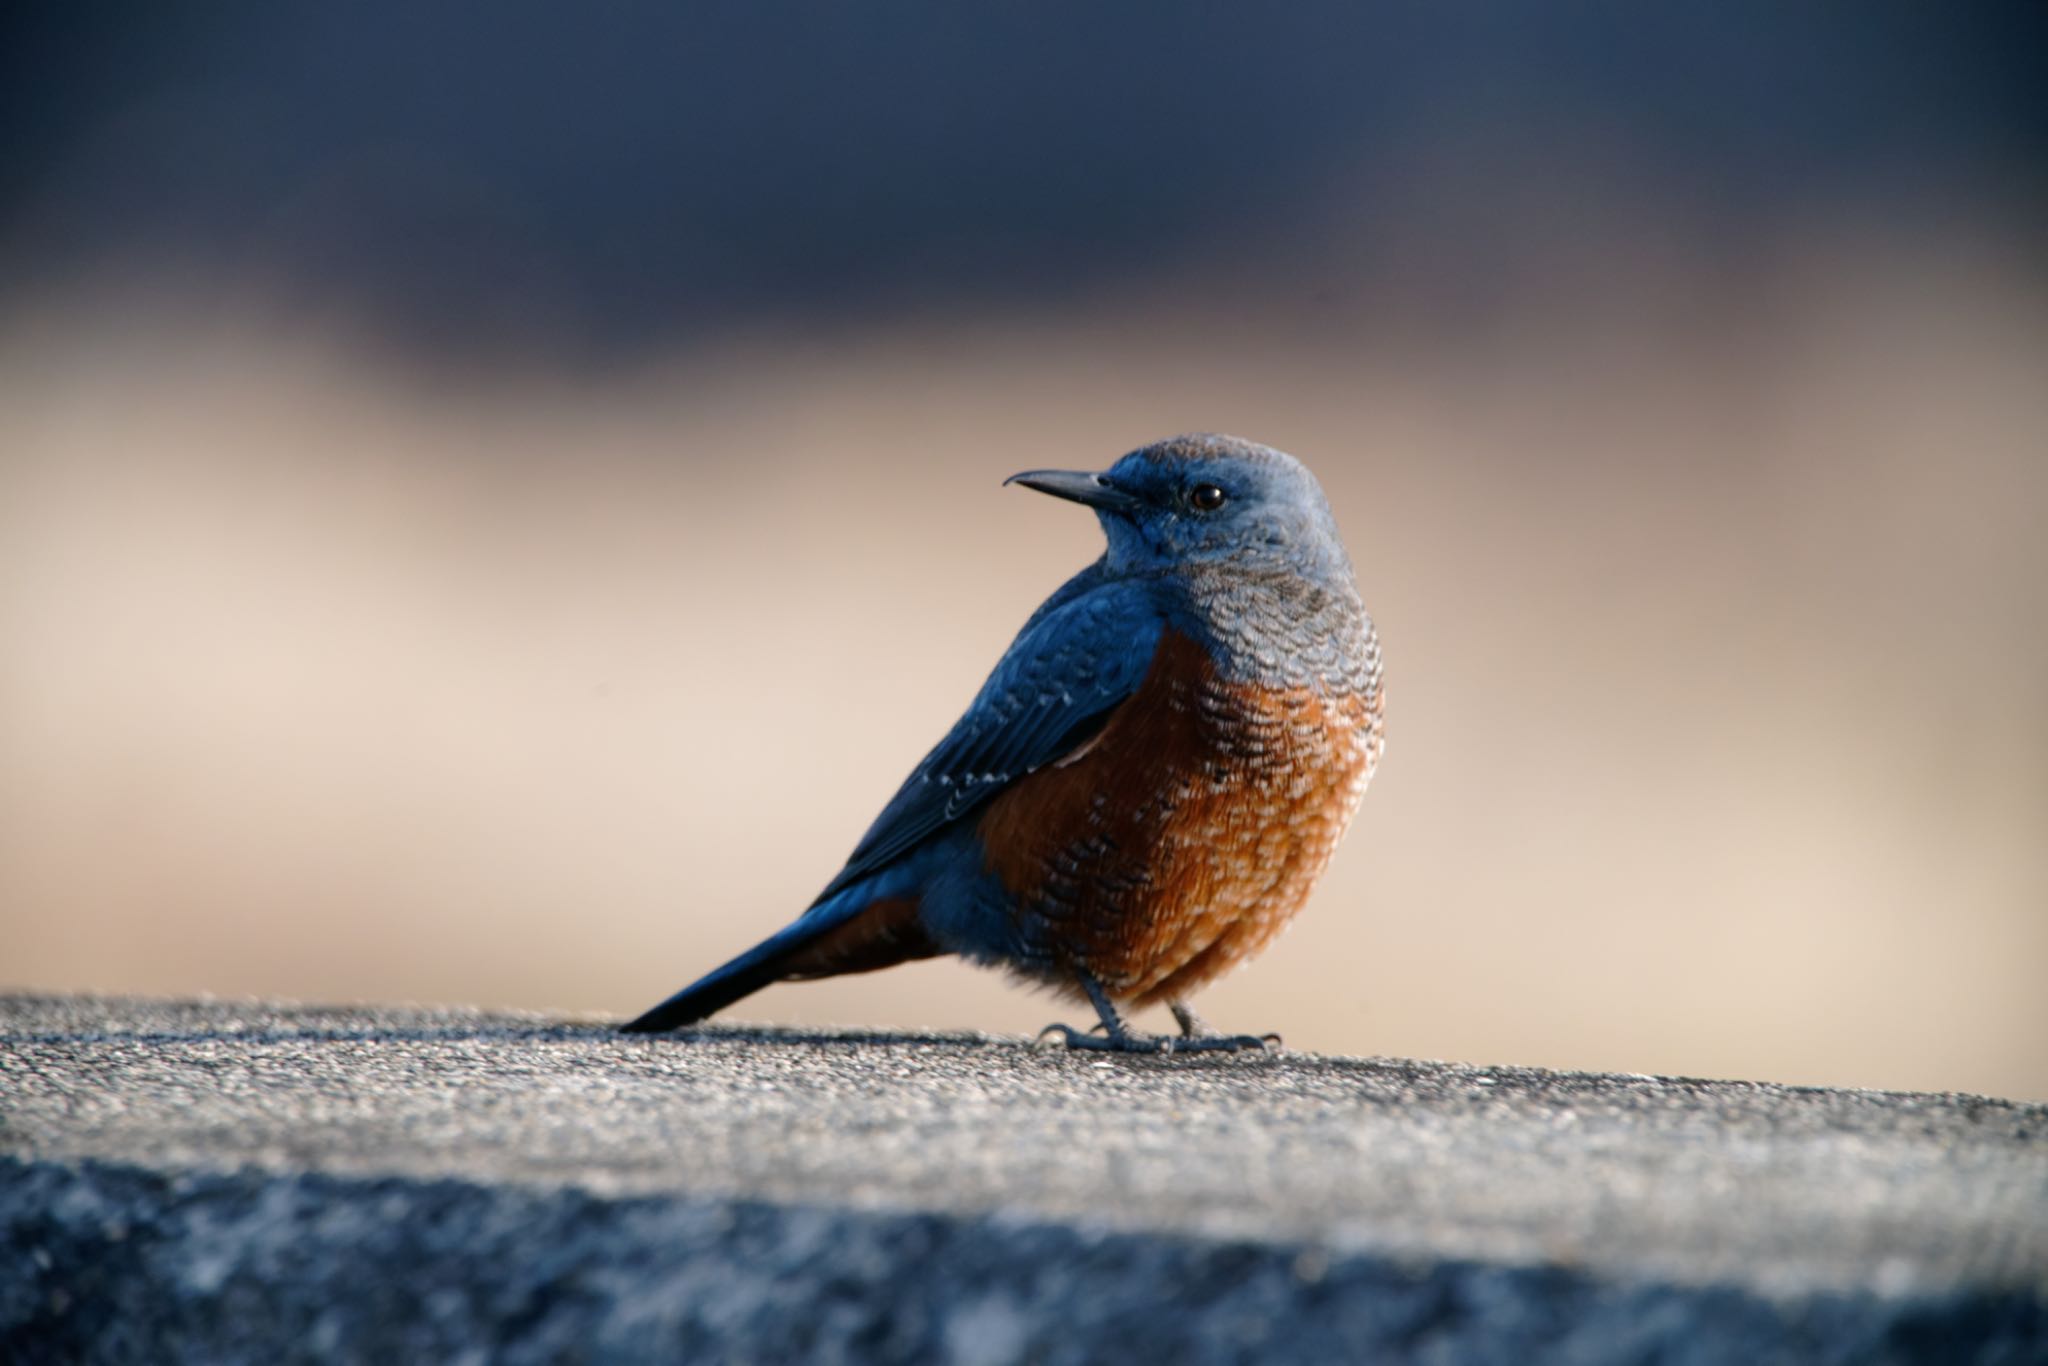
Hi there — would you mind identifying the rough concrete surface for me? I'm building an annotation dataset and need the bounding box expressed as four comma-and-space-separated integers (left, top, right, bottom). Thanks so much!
1, 994, 2043, 1363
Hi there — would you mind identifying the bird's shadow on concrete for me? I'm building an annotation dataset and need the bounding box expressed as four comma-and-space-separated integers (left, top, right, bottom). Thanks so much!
619, 1021, 1297, 1068
618, 1023, 1004, 1050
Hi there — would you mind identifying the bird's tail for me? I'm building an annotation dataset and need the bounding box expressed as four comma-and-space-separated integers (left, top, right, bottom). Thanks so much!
618, 884, 939, 1033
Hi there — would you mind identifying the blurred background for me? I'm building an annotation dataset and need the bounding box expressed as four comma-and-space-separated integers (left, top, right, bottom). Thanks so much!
4, 5, 2044, 1100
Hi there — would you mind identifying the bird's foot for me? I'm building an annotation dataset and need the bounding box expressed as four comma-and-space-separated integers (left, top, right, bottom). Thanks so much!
1165, 1031, 1282, 1054
1035, 1021, 1168, 1053
1036, 973, 1282, 1054
1166, 999, 1281, 1052
1033, 1022, 1279, 1054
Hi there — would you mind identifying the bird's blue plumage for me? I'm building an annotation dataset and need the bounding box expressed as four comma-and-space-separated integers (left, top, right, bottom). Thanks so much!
816, 574, 1164, 902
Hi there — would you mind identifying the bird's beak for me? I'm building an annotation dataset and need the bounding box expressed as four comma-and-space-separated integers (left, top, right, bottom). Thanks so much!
1003, 468, 1141, 511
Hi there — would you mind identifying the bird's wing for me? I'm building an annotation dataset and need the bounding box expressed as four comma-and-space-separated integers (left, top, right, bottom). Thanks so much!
813, 576, 1165, 903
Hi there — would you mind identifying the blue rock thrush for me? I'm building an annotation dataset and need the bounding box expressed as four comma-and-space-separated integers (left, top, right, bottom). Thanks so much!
622, 433, 1384, 1052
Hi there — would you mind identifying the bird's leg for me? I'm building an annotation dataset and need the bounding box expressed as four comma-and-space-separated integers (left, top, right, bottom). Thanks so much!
1037, 970, 1172, 1053
1165, 997, 1281, 1054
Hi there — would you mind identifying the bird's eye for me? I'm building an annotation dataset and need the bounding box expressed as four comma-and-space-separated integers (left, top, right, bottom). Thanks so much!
1190, 483, 1228, 512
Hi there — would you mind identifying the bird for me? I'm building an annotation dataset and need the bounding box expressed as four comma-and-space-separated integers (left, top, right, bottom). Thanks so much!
621, 433, 1384, 1052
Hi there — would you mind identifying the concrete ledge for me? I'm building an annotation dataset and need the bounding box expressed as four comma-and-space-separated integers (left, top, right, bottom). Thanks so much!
2, 994, 2044, 1363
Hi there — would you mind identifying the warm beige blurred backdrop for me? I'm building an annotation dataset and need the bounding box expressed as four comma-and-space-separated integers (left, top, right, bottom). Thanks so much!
5, 212, 2045, 1099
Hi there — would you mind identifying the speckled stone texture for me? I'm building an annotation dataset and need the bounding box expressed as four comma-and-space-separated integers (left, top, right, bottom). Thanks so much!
2, 994, 2044, 1363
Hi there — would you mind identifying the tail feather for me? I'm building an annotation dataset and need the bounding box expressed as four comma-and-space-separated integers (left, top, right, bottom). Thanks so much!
619, 890, 937, 1033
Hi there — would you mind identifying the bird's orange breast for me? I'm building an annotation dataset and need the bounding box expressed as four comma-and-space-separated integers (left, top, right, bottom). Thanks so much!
976, 629, 1383, 1005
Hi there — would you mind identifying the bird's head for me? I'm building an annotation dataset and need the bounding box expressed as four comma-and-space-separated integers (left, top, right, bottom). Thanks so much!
1007, 434, 1351, 580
